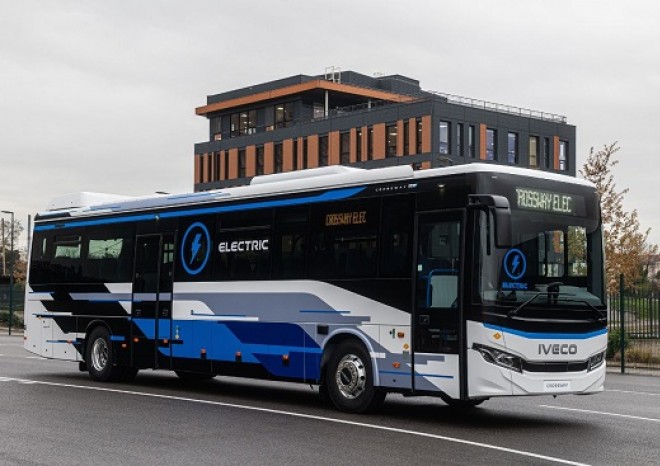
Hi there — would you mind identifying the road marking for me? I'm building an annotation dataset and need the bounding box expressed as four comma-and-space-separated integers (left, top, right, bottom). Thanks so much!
606, 388, 660, 397
539, 405, 660, 423
0, 376, 590, 466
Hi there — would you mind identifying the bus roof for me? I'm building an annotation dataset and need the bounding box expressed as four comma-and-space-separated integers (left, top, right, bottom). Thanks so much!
40, 163, 594, 220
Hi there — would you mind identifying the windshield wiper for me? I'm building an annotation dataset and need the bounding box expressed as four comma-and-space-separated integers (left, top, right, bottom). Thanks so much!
508, 282, 564, 318
508, 293, 543, 318
560, 298, 607, 321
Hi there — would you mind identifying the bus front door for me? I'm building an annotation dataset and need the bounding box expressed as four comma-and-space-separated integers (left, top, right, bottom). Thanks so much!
413, 212, 463, 399
131, 234, 175, 369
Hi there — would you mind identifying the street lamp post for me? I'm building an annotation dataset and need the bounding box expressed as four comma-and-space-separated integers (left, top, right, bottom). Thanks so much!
1, 211, 14, 336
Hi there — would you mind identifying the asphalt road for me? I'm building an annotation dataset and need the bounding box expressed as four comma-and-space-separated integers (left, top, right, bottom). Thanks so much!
0, 334, 658, 466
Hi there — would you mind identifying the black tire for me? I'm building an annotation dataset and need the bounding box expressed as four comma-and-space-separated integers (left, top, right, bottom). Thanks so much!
85, 327, 126, 382
324, 340, 386, 414
174, 371, 215, 383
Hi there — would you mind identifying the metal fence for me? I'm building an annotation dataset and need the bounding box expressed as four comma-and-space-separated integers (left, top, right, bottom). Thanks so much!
607, 285, 660, 374
0, 283, 24, 333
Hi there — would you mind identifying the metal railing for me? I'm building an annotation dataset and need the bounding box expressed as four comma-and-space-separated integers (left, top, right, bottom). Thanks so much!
427, 90, 567, 124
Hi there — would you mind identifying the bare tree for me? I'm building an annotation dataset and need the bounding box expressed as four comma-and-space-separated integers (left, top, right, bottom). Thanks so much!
1, 219, 24, 279
580, 142, 657, 292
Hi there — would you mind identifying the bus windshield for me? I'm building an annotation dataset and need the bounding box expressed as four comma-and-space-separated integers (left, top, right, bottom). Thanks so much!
475, 207, 606, 314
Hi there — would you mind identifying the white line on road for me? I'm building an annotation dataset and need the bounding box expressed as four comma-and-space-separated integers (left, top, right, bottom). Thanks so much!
0, 376, 590, 466
539, 405, 660, 423
606, 388, 660, 397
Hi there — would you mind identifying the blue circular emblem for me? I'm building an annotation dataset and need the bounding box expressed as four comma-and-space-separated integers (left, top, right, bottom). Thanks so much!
503, 248, 527, 281
180, 222, 211, 275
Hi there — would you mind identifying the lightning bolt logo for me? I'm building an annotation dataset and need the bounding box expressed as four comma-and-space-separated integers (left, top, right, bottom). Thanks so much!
512, 254, 521, 275
190, 233, 202, 265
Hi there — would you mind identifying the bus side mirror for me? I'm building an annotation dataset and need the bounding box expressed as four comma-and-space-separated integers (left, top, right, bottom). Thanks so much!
469, 194, 512, 249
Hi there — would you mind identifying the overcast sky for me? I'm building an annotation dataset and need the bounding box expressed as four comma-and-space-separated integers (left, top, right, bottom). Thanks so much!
2, 0, 659, 247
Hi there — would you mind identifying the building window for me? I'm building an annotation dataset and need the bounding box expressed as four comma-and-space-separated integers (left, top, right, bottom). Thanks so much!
486, 128, 497, 160
302, 138, 308, 169
319, 135, 328, 166
439, 121, 450, 155
230, 110, 256, 137
313, 103, 324, 119
238, 149, 246, 178
507, 132, 518, 164
274, 143, 283, 173
293, 139, 299, 170
543, 137, 551, 169
211, 116, 222, 141
559, 140, 568, 171
340, 132, 350, 164
356, 128, 363, 161
275, 102, 294, 129
529, 136, 539, 167
214, 152, 221, 180
386, 124, 397, 158
230, 113, 239, 138
457, 123, 464, 157
416, 118, 423, 154
404, 121, 410, 156
468, 125, 475, 158
256, 146, 264, 176
223, 152, 230, 179
367, 128, 374, 161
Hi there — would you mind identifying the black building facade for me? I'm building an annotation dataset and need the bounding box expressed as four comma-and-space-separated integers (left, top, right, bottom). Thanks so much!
194, 69, 575, 191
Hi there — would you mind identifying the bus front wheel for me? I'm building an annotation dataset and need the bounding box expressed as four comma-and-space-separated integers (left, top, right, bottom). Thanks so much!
324, 340, 385, 414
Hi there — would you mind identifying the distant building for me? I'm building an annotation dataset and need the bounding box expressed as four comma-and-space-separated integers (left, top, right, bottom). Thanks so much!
193, 68, 575, 191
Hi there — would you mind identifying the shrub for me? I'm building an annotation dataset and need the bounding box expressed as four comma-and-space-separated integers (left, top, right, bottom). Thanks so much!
607, 328, 630, 359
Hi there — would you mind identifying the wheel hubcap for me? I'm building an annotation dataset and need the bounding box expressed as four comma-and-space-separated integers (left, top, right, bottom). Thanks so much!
335, 353, 367, 399
91, 338, 108, 372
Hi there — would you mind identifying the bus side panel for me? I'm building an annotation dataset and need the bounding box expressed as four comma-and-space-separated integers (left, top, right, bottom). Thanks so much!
23, 288, 45, 357
413, 354, 460, 398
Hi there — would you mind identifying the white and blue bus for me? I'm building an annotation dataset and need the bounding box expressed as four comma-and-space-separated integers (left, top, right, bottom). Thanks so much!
24, 163, 607, 413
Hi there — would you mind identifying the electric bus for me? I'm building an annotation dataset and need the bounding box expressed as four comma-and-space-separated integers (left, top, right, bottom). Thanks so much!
24, 163, 607, 413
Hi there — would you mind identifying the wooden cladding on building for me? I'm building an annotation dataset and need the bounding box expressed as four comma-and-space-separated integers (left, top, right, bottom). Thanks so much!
195, 115, 435, 186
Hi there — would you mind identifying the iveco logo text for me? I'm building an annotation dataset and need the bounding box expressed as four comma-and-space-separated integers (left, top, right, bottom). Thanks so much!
538, 343, 578, 355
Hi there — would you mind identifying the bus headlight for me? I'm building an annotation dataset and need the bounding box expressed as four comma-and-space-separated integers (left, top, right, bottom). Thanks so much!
473, 343, 522, 373
588, 351, 605, 371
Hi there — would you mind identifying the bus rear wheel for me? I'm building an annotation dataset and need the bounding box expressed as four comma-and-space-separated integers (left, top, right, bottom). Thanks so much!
85, 326, 128, 382
324, 340, 385, 414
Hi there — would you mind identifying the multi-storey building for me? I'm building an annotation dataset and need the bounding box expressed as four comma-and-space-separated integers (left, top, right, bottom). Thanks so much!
193, 69, 575, 191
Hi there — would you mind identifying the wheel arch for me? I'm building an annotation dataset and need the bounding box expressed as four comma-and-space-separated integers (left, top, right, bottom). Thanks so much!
320, 329, 381, 387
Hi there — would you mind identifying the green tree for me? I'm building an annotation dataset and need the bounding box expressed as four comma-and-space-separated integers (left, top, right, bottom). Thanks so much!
580, 142, 657, 292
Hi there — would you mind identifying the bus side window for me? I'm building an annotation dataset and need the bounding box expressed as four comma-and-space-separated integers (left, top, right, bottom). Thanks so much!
380, 196, 413, 278
273, 207, 308, 279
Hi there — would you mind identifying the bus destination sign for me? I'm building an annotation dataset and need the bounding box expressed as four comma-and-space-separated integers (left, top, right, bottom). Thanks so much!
516, 188, 573, 214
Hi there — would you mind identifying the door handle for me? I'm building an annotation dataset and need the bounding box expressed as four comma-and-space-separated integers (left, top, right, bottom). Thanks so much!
419, 315, 430, 325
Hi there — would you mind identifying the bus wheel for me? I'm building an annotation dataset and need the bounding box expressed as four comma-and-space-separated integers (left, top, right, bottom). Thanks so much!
325, 340, 385, 414
85, 327, 125, 382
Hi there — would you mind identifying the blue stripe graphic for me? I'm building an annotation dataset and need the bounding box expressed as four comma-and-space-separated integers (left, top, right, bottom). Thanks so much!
483, 323, 607, 340
35, 187, 365, 231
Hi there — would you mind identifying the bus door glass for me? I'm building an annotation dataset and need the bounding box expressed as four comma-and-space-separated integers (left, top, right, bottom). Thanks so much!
132, 234, 175, 369
413, 212, 463, 394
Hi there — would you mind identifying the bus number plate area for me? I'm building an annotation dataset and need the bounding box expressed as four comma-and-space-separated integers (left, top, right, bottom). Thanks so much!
543, 380, 571, 392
